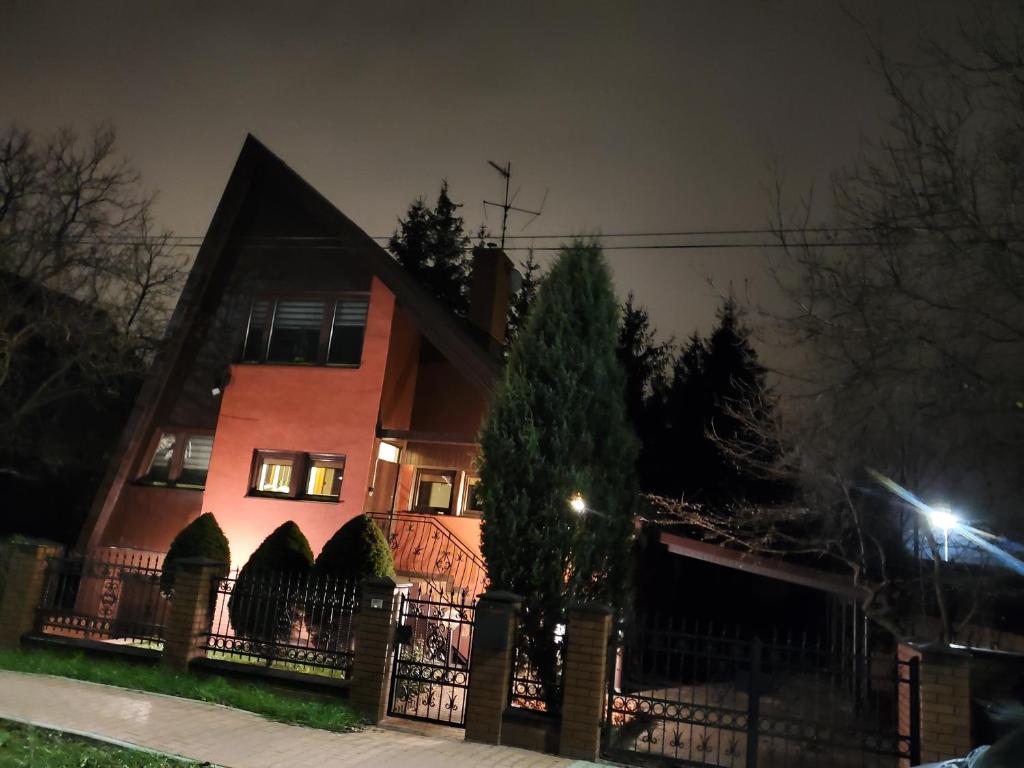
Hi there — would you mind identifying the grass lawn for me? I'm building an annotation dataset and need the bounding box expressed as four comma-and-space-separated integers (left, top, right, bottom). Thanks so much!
0, 648, 363, 733
0, 720, 198, 767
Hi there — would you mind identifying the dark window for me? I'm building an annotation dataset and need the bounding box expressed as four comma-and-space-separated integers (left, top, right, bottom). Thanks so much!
242, 300, 270, 362
414, 469, 457, 514
250, 450, 345, 502
178, 435, 214, 488
241, 295, 369, 366
327, 298, 369, 365
141, 433, 176, 485
267, 299, 325, 363
464, 476, 482, 516
138, 430, 213, 489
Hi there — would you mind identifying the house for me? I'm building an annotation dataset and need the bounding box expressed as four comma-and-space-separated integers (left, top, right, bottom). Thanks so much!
78, 135, 511, 597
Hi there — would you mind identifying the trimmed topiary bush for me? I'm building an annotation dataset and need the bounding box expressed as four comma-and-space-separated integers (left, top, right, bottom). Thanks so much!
228, 521, 313, 646
315, 515, 396, 583
160, 513, 231, 596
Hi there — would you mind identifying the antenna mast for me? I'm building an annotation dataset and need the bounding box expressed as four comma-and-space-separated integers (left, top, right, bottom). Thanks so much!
483, 161, 544, 248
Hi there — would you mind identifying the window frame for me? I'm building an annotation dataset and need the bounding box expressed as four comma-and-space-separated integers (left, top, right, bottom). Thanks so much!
462, 475, 483, 518
413, 467, 458, 515
136, 428, 215, 490
249, 449, 346, 503
241, 293, 370, 368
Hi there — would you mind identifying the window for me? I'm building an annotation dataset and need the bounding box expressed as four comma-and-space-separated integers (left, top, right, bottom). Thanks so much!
250, 450, 345, 502
178, 435, 214, 488
241, 295, 369, 366
328, 298, 370, 365
463, 476, 483, 516
414, 469, 457, 514
138, 430, 213, 489
141, 433, 176, 485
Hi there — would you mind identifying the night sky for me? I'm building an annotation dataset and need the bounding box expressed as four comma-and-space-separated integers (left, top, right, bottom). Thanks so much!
2, 0, 964, 344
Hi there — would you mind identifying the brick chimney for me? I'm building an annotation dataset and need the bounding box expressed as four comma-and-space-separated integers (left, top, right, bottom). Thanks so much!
468, 244, 517, 348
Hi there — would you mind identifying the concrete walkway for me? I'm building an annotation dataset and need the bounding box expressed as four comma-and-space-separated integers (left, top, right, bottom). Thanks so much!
0, 671, 598, 767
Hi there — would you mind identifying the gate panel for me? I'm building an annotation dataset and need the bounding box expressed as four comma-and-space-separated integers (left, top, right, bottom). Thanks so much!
604, 617, 916, 767
388, 594, 475, 726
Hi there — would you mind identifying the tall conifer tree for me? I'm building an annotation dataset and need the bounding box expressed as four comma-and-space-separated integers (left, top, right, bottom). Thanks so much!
478, 241, 638, 710
388, 181, 472, 316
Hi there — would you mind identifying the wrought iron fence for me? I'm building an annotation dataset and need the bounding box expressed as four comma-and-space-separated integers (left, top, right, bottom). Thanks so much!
36, 550, 169, 648
605, 616, 916, 768
389, 593, 476, 726
508, 634, 563, 713
369, 512, 487, 603
205, 569, 357, 679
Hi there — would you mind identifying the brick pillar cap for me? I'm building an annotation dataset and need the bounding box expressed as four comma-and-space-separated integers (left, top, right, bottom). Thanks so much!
361, 576, 399, 590
477, 590, 524, 605
5, 540, 63, 556
567, 601, 613, 616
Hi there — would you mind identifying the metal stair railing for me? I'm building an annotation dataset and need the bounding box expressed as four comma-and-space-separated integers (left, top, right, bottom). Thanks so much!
368, 511, 487, 603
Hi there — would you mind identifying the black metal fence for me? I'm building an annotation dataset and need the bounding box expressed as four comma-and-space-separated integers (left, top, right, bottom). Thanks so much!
205, 569, 358, 679
605, 617, 917, 768
389, 593, 476, 726
36, 550, 169, 648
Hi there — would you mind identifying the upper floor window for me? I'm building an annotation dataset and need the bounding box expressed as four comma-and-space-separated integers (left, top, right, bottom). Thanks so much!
139, 431, 214, 489
241, 295, 369, 366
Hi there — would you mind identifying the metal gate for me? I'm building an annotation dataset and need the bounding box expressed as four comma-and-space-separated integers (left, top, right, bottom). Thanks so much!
603, 618, 920, 767
388, 592, 476, 726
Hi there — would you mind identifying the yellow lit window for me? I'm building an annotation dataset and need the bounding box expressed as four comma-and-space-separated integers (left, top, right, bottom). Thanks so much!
257, 458, 293, 494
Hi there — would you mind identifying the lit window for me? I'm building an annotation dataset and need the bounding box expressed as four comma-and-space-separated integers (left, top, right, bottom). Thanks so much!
328, 298, 369, 365
250, 450, 346, 502
377, 441, 400, 463
415, 470, 456, 514
306, 456, 345, 500
255, 455, 295, 495
138, 431, 213, 489
178, 435, 214, 488
464, 476, 483, 516
142, 433, 176, 485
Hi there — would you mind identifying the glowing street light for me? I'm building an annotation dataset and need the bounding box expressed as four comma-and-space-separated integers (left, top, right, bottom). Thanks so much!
569, 493, 587, 514
928, 505, 959, 561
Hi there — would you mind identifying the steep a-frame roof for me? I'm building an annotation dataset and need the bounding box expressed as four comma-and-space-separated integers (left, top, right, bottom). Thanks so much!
224, 135, 503, 392
78, 135, 501, 551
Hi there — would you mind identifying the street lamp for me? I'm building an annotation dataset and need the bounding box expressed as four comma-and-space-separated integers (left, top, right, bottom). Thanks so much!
569, 493, 587, 514
928, 505, 959, 561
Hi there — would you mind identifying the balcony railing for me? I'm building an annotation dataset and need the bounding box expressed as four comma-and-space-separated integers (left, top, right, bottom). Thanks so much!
368, 511, 487, 603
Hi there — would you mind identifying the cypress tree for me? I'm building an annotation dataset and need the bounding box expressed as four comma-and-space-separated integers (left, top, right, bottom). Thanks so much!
478, 241, 638, 711
228, 521, 314, 645
315, 514, 396, 582
160, 512, 230, 596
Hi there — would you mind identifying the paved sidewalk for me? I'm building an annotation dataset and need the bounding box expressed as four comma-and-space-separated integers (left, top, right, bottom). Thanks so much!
0, 670, 597, 767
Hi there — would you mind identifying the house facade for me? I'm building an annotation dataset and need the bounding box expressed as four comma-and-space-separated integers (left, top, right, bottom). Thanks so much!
79, 136, 509, 590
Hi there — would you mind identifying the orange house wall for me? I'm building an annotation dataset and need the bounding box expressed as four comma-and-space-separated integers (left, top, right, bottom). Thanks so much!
198, 277, 395, 567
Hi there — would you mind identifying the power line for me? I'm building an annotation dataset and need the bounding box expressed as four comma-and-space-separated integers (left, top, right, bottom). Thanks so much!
4, 223, 996, 244
4, 236, 1021, 253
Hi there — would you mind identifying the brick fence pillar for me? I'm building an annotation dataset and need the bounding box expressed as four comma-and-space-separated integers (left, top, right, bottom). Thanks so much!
464, 590, 522, 745
162, 558, 225, 671
899, 644, 972, 764
349, 577, 404, 723
0, 541, 64, 649
559, 602, 612, 762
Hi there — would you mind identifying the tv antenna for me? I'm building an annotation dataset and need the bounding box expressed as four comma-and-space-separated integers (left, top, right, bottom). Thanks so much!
483, 161, 546, 248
